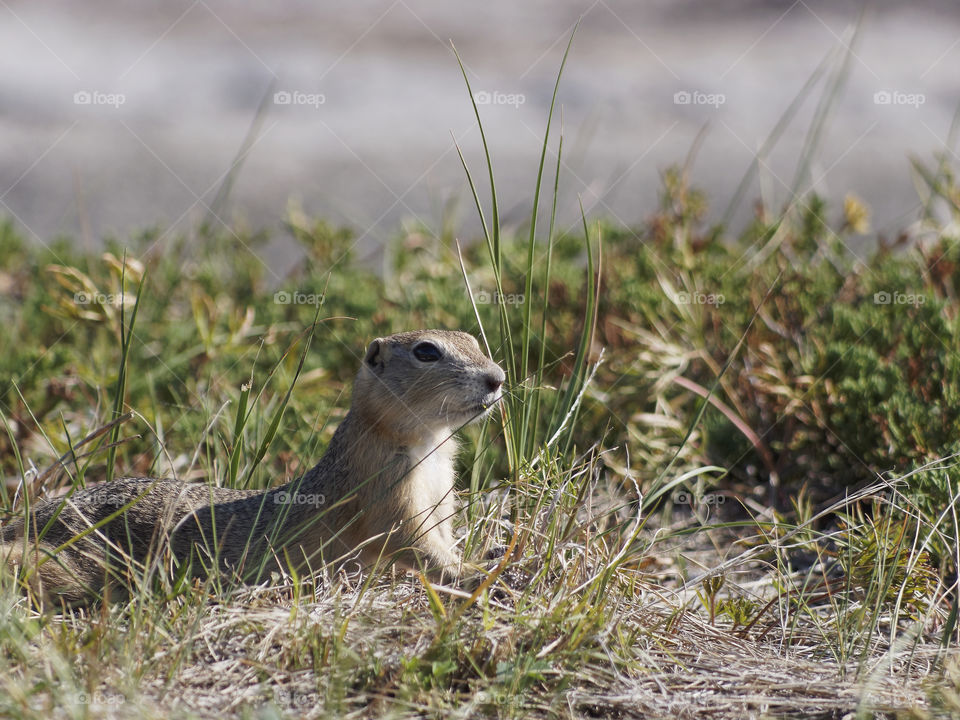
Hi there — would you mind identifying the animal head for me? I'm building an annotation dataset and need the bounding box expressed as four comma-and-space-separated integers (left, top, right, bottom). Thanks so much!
353, 329, 505, 441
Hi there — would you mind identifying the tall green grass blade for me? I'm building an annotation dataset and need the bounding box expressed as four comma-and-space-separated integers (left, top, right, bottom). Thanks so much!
450, 44, 512, 373
554, 198, 599, 456
245, 323, 316, 483
204, 79, 277, 229
789, 23, 858, 198
520, 23, 578, 459
745, 22, 860, 271
106, 263, 145, 485
720, 46, 837, 227
533, 129, 563, 442
450, 50, 518, 475
227, 376, 252, 486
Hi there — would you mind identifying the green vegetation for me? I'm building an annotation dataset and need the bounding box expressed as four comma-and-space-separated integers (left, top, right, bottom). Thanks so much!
1, 46, 959, 720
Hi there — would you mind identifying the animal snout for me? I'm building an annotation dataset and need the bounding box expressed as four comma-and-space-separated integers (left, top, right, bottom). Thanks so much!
485, 366, 506, 393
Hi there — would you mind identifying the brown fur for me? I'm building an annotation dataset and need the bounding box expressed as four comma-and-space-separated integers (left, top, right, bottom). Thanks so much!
0, 330, 505, 607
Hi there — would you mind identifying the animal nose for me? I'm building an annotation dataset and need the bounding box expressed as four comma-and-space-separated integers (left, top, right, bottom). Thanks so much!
485, 367, 506, 393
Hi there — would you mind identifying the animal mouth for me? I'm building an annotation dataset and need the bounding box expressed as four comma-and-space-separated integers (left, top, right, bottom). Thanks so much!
459, 400, 493, 418
449, 393, 502, 424
473, 393, 502, 414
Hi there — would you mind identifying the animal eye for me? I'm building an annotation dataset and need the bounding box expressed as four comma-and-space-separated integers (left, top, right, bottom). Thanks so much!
413, 342, 442, 362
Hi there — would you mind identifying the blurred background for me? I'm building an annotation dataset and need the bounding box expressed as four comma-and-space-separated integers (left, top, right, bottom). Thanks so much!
2, 0, 958, 272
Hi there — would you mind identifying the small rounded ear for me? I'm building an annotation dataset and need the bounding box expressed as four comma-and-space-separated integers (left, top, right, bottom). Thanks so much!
364, 338, 386, 373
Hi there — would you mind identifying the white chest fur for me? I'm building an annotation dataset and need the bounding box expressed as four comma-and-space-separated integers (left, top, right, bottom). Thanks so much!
404, 431, 457, 514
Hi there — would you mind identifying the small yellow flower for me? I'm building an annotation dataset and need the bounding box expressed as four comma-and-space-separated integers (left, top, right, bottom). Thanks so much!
843, 194, 870, 234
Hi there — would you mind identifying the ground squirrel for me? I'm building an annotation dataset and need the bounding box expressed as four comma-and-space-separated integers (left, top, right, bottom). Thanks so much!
1, 329, 506, 606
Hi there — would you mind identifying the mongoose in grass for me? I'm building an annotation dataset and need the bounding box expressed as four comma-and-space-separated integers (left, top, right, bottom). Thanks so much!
0, 329, 506, 606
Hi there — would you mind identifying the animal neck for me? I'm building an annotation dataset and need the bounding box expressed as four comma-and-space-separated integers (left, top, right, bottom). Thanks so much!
273, 411, 457, 518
